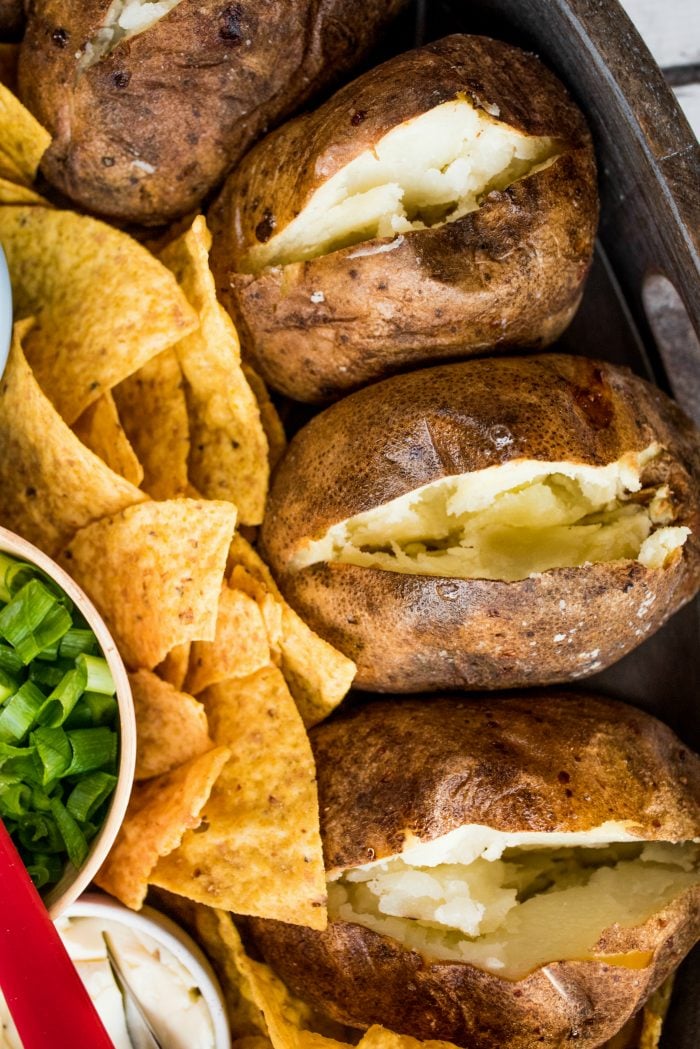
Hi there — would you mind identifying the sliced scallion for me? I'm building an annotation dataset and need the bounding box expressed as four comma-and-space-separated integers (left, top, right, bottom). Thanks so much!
0, 553, 35, 604
29, 659, 72, 690
50, 798, 88, 869
66, 771, 117, 823
24, 852, 64, 890
0, 644, 23, 677
36, 664, 87, 729
31, 727, 72, 786
18, 812, 64, 854
59, 629, 97, 661
76, 654, 115, 696
0, 778, 32, 818
0, 667, 19, 704
0, 681, 45, 743
66, 727, 117, 775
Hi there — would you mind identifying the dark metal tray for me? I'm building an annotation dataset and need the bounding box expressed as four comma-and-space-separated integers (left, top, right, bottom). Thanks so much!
382, 1, 699, 1044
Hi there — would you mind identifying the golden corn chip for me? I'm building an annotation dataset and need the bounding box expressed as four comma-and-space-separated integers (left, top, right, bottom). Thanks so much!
242, 363, 287, 470
156, 642, 192, 691
59, 500, 236, 669
358, 1029, 459, 1049
0, 44, 19, 92
0, 206, 198, 424
0, 82, 50, 185
160, 216, 269, 526
0, 177, 47, 205
151, 666, 327, 929
96, 746, 230, 911
228, 537, 356, 726
228, 566, 283, 655
72, 391, 144, 488
129, 669, 213, 781
0, 321, 146, 556
113, 349, 190, 500
186, 584, 270, 695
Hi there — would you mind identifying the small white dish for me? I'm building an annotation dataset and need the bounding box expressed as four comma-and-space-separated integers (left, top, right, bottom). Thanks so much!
66, 893, 231, 1049
0, 245, 11, 380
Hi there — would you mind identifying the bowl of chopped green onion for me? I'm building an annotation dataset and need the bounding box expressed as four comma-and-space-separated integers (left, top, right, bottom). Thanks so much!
0, 525, 135, 917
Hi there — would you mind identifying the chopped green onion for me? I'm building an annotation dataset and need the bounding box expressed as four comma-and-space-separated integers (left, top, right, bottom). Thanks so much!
50, 798, 88, 869
0, 681, 45, 742
36, 664, 87, 729
0, 667, 19, 704
65, 693, 118, 729
76, 654, 115, 696
31, 784, 55, 812
66, 727, 117, 775
66, 771, 117, 823
59, 629, 97, 661
31, 605, 73, 662
29, 658, 72, 689
3, 748, 42, 786
0, 644, 23, 677
0, 553, 36, 603
0, 741, 33, 767
0, 581, 72, 665
24, 852, 64, 890
0, 778, 32, 818
31, 727, 72, 786
18, 812, 64, 854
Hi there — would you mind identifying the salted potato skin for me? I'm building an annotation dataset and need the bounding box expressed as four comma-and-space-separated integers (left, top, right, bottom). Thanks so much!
18, 0, 407, 225
260, 355, 700, 692
210, 34, 598, 402
247, 694, 700, 1049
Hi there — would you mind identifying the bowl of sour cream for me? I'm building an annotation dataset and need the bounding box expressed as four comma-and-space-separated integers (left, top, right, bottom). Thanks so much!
0, 893, 230, 1049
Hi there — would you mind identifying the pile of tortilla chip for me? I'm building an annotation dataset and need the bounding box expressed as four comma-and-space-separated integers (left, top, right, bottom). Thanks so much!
0, 86, 355, 938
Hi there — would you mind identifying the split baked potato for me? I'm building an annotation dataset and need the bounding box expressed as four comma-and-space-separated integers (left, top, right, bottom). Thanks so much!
18, 0, 406, 224
248, 692, 700, 1049
260, 354, 700, 692
210, 34, 598, 402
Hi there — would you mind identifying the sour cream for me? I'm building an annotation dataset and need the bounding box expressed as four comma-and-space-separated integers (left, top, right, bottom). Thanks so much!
0, 916, 215, 1049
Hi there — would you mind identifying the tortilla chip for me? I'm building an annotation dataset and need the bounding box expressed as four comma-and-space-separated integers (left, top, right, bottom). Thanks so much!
0, 44, 19, 93
242, 364, 287, 470
0, 321, 146, 556
151, 666, 327, 929
358, 1030, 459, 1049
186, 585, 270, 695
113, 349, 190, 500
96, 746, 230, 910
58, 500, 236, 669
130, 669, 213, 781
0, 177, 48, 205
228, 566, 283, 655
160, 216, 269, 526
0, 82, 50, 186
228, 537, 355, 726
155, 642, 192, 691
0, 206, 198, 424
72, 391, 144, 487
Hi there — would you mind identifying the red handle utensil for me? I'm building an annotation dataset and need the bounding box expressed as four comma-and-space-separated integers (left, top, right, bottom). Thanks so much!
0, 820, 114, 1049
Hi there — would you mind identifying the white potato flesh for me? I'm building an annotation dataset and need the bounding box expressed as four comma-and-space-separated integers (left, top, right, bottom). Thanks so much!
327, 825, 700, 980
81, 0, 183, 67
292, 446, 690, 581
243, 99, 559, 272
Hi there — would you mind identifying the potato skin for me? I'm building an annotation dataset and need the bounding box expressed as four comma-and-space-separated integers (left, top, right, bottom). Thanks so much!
18, 0, 407, 225
260, 355, 700, 692
247, 693, 700, 1048
210, 35, 598, 402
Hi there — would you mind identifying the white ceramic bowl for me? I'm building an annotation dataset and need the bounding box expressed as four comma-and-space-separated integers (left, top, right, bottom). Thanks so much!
0, 525, 136, 917
67, 893, 230, 1049
0, 245, 11, 380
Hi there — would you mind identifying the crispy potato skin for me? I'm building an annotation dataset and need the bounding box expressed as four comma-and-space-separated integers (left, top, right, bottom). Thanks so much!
210, 35, 598, 402
247, 694, 700, 1049
260, 355, 700, 692
18, 0, 407, 225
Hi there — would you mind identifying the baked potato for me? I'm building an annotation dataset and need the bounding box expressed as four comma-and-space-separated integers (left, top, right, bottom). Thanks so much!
18, 0, 406, 225
247, 692, 700, 1049
260, 354, 700, 692
210, 34, 598, 402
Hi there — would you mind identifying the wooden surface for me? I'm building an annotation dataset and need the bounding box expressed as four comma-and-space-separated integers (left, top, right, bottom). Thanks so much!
621, 0, 700, 135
